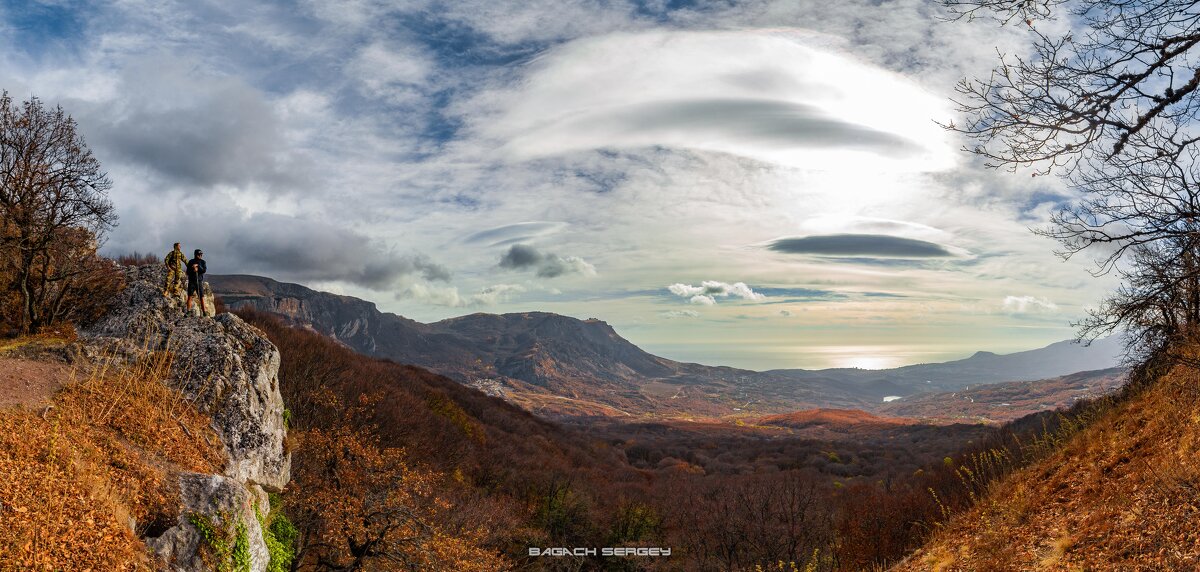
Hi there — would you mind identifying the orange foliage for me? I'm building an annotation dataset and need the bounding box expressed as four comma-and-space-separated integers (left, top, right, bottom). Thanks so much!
0, 349, 221, 569
290, 422, 506, 571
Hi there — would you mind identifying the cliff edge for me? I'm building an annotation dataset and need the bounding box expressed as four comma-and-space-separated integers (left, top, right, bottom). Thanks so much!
84, 265, 291, 571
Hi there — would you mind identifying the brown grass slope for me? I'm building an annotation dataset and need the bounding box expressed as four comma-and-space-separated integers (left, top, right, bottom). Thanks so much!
893, 351, 1200, 571
0, 337, 222, 570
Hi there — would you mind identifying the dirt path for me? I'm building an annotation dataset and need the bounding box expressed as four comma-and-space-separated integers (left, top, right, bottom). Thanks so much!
0, 357, 72, 409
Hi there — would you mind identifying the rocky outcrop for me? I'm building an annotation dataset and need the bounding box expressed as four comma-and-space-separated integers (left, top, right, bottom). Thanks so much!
147, 474, 271, 571
85, 265, 289, 571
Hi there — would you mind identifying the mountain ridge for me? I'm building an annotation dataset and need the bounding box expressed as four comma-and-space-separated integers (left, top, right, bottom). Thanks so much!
210, 274, 1125, 419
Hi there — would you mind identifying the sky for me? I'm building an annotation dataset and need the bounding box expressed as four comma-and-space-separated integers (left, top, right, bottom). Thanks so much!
0, 0, 1118, 370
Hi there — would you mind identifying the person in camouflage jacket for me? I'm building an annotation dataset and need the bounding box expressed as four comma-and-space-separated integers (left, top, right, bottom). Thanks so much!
164, 242, 185, 297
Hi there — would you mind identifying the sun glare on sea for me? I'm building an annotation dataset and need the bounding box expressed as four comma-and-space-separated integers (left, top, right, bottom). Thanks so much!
807, 346, 914, 370
839, 355, 898, 370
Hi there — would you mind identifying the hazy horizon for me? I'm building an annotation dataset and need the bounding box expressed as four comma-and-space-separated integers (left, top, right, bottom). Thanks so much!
2, 1, 1117, 369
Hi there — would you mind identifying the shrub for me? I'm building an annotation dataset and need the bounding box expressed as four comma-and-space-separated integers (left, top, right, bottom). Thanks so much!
112, 252, 160, 266
258, 494, 297, 572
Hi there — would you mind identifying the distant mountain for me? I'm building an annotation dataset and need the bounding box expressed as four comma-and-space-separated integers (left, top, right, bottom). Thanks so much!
210, 274, 1125, 419
782, 336, 1126, 391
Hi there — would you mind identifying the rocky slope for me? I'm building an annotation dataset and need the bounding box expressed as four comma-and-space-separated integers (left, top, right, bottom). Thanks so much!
211, 274, 1124, 419
85, 266, 290, 571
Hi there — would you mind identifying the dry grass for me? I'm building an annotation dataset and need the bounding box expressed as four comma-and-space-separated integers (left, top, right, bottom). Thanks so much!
0, 345, 222, 570
0, 327, 76, 354
894, 344, 1200, 571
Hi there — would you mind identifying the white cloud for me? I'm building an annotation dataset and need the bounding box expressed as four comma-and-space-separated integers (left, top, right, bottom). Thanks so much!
470, 30, 956, 172
348, 41, 435, 104
401, 282, 527, 307
669, 281, 766, 305
659, 310, 701, 319
1002, 295, 1059, 314
465, 221, 569, 246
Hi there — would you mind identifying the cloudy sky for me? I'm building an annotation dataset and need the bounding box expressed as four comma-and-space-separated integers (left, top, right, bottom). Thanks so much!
0, 0, 1116, 369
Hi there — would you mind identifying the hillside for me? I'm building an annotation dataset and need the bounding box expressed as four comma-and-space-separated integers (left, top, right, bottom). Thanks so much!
0, 265, 291, 570
893, 353, 1200, 570
3, 266, 1126, 570
236, 306, 999, 570
879, 368, 1127, 423
210, 274, 1123, 419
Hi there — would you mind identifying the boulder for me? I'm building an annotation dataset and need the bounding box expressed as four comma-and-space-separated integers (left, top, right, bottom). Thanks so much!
148, 473, 271, 572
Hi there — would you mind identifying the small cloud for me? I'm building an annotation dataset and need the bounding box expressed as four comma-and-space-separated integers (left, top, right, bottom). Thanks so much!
497, 243, 596, 278
538, 255, 596, 278
400, 283, 526, 307
766, 234, 959, 258
499, 244, 541, 268
861, 292, 907, 298
1002, 295, 1058, 314
473, 283, 528, 305
668, 280, 766, 305
733, 314, 768, 321
659, 310, 700, 319
465, 222, 567, 246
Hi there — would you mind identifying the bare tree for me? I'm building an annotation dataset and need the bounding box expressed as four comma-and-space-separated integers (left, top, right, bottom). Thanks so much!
0, 91, 118, 333
945, 1, 1200, 357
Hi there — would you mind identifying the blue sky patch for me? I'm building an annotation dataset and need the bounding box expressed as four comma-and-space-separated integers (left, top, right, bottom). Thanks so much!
2, 0, 92, 60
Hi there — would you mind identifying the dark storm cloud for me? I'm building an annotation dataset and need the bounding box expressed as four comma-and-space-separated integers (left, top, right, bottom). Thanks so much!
497, 243, 595, 278
498, 244, 542, 269
767, 234, 957, 258
225, 213, 451, 288
591, 99, 922, 157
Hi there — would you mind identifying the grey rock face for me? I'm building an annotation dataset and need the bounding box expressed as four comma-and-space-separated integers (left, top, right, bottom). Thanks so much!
148, 474, 270, 572
169, 313, 290, 490
86, 265, 290, 571
90, 265, 290, 490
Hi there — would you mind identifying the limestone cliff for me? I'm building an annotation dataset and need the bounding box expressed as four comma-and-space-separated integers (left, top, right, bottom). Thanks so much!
84, 265, 290, 571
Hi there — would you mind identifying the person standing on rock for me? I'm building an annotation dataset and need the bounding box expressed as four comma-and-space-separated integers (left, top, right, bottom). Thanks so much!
185, 249, 208, 316
164, 243, 186, 297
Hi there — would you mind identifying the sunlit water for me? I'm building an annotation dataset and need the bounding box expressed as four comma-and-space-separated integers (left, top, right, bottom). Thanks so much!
642, 343, 993, 371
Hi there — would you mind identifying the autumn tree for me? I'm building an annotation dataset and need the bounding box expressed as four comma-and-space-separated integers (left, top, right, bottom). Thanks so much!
288, 415, 507, 571
945, 1, 1200, 356
0, 91, 118, 333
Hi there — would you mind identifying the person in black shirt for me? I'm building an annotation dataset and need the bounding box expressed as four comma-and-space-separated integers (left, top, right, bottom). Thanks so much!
185, 249, 208, 315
